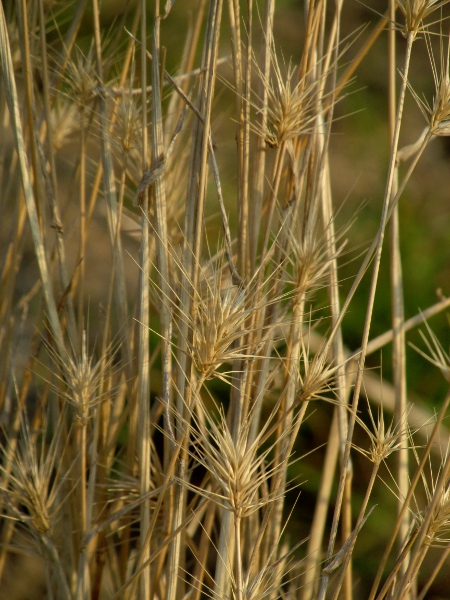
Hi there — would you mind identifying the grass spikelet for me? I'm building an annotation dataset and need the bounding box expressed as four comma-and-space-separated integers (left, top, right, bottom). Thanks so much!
45, 331, 114, 425
0, 406, 73, 600
108, 82, 143, 164
176, 394, 292, 519
418, 469, 450, 547
354, 399, 409, 466
411, 319, 450, 383
63, 45, 98, 114
190, 258, 280, 383
397, 0, 450, 36
250, 44, 323, 147
295, 335, 341, 404
49, 97, 79, 151
0, 416, 62, 536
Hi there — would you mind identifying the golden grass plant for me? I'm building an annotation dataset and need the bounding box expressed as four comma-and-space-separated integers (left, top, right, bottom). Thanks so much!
2, 0, 450, 598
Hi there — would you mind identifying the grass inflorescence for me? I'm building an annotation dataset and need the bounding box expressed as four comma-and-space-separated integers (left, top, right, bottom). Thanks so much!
1, 1, 450, 599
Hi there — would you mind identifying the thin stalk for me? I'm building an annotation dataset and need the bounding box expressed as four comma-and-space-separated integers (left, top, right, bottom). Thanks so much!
241, 0, 252, 280
191, 502, 218, 600
0, 2, 67, 362
369, 390, 450, 600
302, 410, 340, 600
250, 0, 274, 270
324, 111, 431, 369
264, 293, 305, 591
78, 112, 87, 345
393, 448, 450, 599
260, 142, 287, 263
246, 402, 309, 580
331, 463, 380, 600
17, 0, 42, 226
235, 514, 244, 600
318, 31, 416, 600
416, 546, 450, 600
374, 528, 419, 600
149, 20, 174, 597
307, 0, 348, 586
163, 3, 224, 598
75, 418, 89, 599
136, 0, 151, 597
37, 0, 78, 346
91, 0, 131, 369
388, 0, 409, 588
165, 1, 224, 592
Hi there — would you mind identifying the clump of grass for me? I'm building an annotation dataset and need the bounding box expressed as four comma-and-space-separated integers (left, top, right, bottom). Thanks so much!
2, 1, 450, 599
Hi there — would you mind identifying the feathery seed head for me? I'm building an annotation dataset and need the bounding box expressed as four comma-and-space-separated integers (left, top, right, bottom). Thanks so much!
252, 46, 321, 147
287, 231, 324, 295
50, 98, 79, 150
64, 46, 98, 112
411, 453, 450, 545
397, 0, 450, 36
63, 340, 104, 424
285, 217, 344, 297
0, 416, 64, 535
295, 337, 340, 403
177, 397, 290, 518
429, 33, 450, 135
193, 271, 247, 381
428, 483, 450, 543
411, 319, 450, 382
189, 257, 281, 382
407, 34, 450, 136
46, 332, 114, 425
355, 399, 409, 465
109, 89, 143, 160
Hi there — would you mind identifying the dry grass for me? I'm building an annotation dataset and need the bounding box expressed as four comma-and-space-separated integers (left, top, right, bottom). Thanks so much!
1, 1, 450, 599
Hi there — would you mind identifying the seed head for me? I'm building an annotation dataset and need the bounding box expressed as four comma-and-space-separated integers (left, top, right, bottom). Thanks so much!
411, 318, 450, 383
251, 44, 323, 147
177, 396, 291, 519
0, 415, 66, 536
397, 0, 450, 36
49, 98, 78, 150
354, 398, 409, 466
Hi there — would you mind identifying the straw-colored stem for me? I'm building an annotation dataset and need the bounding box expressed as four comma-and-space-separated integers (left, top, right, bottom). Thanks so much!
394, 449, 450, 599
37, 0, 78, 346
260, 142, 287, 263
331, 462, 380, 600
91, 0, 131, 368
0, 2, 67, 362
136, 0, 151, 597
74, 418, 90, 599
235, 514, 244, 600
250, 0, 274, 270
318, 30, 415, 600
369, 390, 450, 600
264, 294, 305, 586
78, 117, 87, 344
374, 528, 419, 600
416, 546, 450, 600
18, 0, 42, 226
302, 409, 340, 600
387, 0, 410, 588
